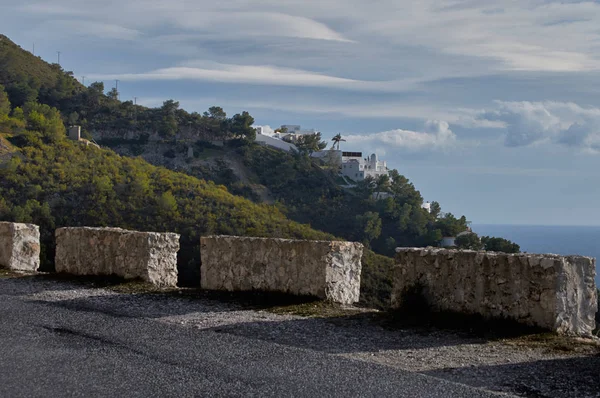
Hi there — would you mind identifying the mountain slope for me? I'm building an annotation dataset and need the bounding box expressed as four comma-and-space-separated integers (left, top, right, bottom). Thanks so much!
0, 99, 335, 278
0, 34, 470, 308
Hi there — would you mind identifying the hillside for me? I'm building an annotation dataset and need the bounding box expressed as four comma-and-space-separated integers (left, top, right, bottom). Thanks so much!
0, 35, 85, 109
107, 138, 471, 254
0, 81, 396, 308
0, 90, 330, 266
0, 35, 473, 255
0, 34, 479, 308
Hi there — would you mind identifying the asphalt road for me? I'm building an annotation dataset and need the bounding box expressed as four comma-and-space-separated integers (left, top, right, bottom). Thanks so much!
0, 279, 501, 398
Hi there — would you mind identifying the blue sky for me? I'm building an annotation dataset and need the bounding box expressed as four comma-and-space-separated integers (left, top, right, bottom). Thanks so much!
2, 0, 600, 226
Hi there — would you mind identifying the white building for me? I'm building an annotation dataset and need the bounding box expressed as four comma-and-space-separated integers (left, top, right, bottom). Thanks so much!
422, 201, 431, 213
340, 152, 389, 182
255, 127, 298, 152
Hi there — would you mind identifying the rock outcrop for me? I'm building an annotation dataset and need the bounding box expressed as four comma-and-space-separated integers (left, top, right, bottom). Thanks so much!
0, 222, 40, 271
200, 236, 363, 304
55, 227, 179, 287
392, 248, 597, 336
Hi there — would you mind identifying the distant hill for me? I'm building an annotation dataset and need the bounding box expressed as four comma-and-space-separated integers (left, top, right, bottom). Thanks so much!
0, 34, 85, 109
0, 33, 475, 309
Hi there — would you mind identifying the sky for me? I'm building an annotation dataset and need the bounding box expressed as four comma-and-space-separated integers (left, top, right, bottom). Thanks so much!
1, 0, 600, 226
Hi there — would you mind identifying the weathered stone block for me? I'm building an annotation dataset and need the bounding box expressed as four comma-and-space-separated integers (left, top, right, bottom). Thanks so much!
55, 227, 179, 287
200, 236, 363, 304
0, 222, 40, 271
392, 248, 597, 336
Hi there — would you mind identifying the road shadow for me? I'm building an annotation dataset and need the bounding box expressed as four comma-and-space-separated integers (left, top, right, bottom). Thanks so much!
0, 272, 95, 296
424, 354, 600, 398
9, 273, 578, 356
34, 292, 490, 353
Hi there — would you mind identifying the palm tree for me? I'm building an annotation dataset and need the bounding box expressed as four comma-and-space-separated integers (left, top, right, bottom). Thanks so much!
331, 133, 346, 150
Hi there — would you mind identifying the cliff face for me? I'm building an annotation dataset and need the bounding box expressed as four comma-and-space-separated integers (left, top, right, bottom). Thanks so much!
102, 139, 273, 204
91, 126, 225, 143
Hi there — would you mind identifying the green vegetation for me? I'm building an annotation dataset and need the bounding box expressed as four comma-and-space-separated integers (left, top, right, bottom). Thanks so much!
0, 34, 523, 310
0, 86, 334, 276
0, 34, 473, 260
455, 233, 483, 250
480, 236, 520, 253
240, 145, 469, 256
0, 81, 390, 308
293, 132, 328, 155
0, 35, 256, 142
455, 232, 520, 253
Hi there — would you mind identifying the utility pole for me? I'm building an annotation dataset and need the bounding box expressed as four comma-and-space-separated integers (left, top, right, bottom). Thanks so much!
134, 97, 137, 124
57, 51, 61, 65
32, 43, 35, 56
115, 80, 120, 100
81, 76, 86, 86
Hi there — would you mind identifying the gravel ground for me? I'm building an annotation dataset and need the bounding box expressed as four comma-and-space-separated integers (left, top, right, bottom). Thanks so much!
3, 274, 600, 398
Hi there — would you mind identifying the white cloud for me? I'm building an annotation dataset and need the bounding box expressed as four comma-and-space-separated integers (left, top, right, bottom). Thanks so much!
346, 120, 457, 151
89, 63, 364, 89
175, 11, 352, 42
18, 1, 351, 42
476, 101, 600, 153
253, 125, 275, 135
15, 0, 600, 76
36, 20, 141, 40
89, 61, 434, 92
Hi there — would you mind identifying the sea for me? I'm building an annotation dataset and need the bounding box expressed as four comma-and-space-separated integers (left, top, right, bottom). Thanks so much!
472, 224, 600, 286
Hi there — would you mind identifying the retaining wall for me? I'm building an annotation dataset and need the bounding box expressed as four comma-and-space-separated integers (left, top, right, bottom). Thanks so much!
200, 236, 363, 304
392, 248, 597, 336
55, 227, 179, 287
0, 222, 40, 271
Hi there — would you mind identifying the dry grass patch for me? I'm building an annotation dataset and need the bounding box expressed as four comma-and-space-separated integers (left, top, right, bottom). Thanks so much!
500, 333, 600, 354
267, 300, 378, 318
0, 268, 36, 278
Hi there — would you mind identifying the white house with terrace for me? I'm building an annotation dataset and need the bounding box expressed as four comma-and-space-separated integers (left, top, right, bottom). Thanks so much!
255, 126, 390, 182
340, 152, 389, 182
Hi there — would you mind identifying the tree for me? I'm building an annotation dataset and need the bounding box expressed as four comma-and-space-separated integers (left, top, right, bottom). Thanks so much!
228, 111, 256, 144
435, 212, 468, 237
22, 102, 66, 143
204, 106, 226, 120
107, 88, 119, 101
295, 132, 327, 155
429, 201, 441, 218
387, 169, 422, 206
481, 236, 520, 253
455, 232, 483, 250
0, 84, 10, 117
203, 106, 227, 138
353, 176, 376, 199
158, 100, 180, 138
373, 174, 391, 199
331, 133, 345, 150
89, 82, 104, 95
6, 81, 38, 108
67, 111, 79, 126
355, 211, 382, 247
